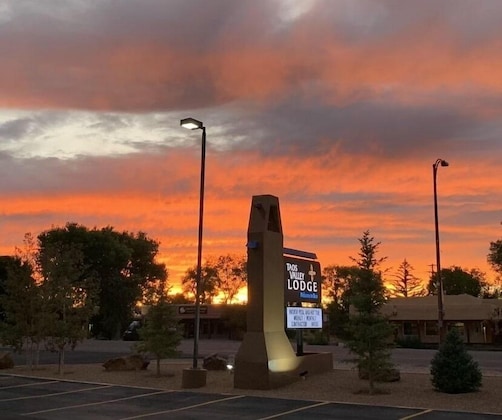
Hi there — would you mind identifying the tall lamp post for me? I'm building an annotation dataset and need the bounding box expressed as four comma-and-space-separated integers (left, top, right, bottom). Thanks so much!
433, 158, 449, 343
180, 117, 206, 369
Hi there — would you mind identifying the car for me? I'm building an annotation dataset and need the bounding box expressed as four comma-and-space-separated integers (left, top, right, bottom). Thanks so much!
122, 320, 142, 341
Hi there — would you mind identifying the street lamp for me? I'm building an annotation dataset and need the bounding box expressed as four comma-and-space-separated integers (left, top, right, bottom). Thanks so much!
433, 158, 449, 343
181, 117, 206, 369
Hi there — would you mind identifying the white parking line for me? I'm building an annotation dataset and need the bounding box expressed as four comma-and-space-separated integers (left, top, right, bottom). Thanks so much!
258, 401, 331, 419
0, 384, 112, 402
23, 390, 173, 415
119, 395, 246, 420
0, 380, 59, 391
399, 409, 433, 419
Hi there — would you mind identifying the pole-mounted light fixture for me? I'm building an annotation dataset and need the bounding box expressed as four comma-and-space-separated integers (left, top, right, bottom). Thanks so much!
181, 117, 204, 131
433, 158, 449, 344
180, 117, 206, 369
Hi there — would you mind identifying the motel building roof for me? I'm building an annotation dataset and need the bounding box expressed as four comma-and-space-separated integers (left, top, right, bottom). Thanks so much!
382, 294, 502, 322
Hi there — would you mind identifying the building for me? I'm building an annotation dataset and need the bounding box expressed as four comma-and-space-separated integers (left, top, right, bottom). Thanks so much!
136, 303, 246, 340
382, 294, 502, 344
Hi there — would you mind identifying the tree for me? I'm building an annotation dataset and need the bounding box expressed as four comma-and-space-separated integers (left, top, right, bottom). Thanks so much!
0, 256, 11, 319
0, 256, 45, 368
389, 259, 425, 297
350, 230, 387, 271
345, 231, 394, 394
169, 293, 191, 304
427, 266, 485, 297
38, 241, 98, 375
135, 279, 181, 376
37, 223, 167, 339
322, 265, 359, 339
212, 254, 247, 304
430, 328, 482, 393
323, 265, 350, 305
488, 239, 502, 275
182, 263, 220, 304
14, 232, 40, 281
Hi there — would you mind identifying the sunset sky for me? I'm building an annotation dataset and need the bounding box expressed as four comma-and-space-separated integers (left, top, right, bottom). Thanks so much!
0, 0, 501, 291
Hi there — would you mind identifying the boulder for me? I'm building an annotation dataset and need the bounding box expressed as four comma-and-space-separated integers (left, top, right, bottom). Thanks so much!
202, 353, 228, 371
0, 352, 14, 369
103, 354, 149, 371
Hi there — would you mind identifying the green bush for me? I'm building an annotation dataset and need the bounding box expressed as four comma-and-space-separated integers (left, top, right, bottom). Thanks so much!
430, 328, 482, 393
396, 336, 424, 349
305, 330, 329, 345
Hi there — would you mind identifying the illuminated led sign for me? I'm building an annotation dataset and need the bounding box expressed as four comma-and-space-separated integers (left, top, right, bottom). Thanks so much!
284, 256, 321, 304
286, 307, 323, 329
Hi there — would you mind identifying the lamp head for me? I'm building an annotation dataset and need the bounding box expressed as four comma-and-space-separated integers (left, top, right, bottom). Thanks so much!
440, 160, 449, 167
180, 117, 203, 130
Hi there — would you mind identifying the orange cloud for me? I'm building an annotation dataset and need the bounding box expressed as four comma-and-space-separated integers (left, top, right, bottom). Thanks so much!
1, 146, 498, 289
1, 2, 500, 293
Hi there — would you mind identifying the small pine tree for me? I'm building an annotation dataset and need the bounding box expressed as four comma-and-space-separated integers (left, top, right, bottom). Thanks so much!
430, 328, 482, 393
346, 231, 395, 394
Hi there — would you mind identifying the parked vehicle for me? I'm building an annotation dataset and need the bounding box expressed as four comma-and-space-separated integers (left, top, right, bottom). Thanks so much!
122, 320, 142, 341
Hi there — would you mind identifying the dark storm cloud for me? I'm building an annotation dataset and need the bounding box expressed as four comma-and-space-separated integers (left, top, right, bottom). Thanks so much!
219, 97, 494, 159
1, 0, 502, 127
0, 146, 203, 197
0, 0, 281, 111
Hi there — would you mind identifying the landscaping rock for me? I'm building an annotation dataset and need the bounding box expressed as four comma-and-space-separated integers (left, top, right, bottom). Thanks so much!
103, 354, 149, 371
0, 352, 14, 369
203, 353, 228, 371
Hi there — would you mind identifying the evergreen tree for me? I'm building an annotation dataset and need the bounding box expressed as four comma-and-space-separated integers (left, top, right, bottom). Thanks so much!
345, 231, 395, 394
350, 230, 387, 271
430, 328, 482, 393
390, 259, 425, 297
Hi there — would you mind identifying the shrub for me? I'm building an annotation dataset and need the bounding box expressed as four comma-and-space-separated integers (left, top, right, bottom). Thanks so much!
305, 330, 329, 345
396, 336, 424, 349
430, 328, 482, 393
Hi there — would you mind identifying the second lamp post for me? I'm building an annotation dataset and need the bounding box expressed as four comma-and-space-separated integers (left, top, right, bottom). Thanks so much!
433, 158, 449, 343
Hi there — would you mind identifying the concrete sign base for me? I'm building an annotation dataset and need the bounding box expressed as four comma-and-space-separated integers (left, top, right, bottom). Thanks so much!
181, 368, 207, 389
234, 195, 332, 390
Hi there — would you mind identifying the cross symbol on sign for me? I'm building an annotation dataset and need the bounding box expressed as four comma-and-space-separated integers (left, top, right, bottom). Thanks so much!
308, 264, 316, 281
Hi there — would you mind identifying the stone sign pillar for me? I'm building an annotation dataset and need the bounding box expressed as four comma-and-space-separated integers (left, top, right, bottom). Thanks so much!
234, 194, 299, 389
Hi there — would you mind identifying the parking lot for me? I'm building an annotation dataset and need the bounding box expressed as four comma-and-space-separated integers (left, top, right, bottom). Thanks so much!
1, 373, 500, 419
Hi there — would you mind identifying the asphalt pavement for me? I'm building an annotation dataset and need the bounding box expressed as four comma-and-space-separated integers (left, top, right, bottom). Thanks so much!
2, 339, 502, 419
3, 374, 496, 419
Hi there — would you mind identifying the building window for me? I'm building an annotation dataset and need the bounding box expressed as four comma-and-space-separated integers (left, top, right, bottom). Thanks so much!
403, 321, 419, 336
425, 321, 438, 336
